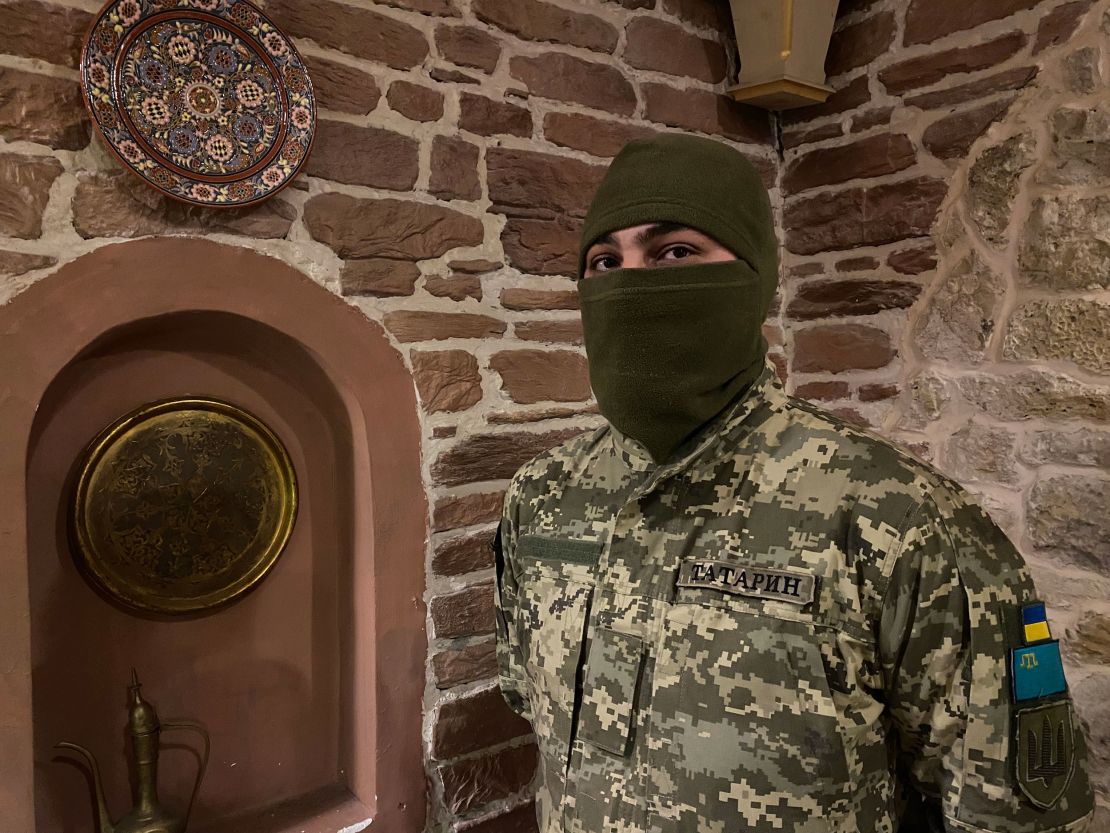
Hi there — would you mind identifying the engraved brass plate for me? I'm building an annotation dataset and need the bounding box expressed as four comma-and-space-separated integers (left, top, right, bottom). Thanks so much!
72, 398, 297, 614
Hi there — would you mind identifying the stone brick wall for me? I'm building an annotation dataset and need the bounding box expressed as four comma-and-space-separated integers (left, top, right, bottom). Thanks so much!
779, 0, 1110, 823
0, 0, 774, 830
1, 0, 1107, 828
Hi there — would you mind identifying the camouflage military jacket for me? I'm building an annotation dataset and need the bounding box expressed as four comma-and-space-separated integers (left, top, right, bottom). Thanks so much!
494, 366, 1093, 833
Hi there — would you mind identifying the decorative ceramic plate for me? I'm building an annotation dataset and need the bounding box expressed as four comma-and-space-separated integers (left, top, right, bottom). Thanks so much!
80, 0, 315, 207
71, 399, 298, 614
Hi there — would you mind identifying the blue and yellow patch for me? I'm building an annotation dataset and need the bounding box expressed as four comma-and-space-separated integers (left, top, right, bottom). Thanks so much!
1023, 601, 1052, 644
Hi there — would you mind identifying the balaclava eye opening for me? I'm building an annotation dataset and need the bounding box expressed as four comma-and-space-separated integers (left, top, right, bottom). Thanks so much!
576, 133, 779, 464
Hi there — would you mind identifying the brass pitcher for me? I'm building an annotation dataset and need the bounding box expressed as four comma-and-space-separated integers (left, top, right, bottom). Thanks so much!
56, 669, 209, 833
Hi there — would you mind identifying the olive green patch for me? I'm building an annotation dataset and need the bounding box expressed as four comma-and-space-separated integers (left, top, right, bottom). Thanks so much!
518, 533, 602, 566
1015, 700, 1075, 810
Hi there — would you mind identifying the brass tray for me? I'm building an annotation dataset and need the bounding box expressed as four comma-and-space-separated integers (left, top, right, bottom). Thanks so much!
71, 398, 297, 614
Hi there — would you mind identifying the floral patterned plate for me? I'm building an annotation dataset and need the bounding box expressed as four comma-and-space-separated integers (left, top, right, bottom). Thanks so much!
80, 0, 315, 207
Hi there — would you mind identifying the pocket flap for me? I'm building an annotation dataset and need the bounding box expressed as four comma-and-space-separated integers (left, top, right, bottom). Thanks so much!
578, 628, 643, 756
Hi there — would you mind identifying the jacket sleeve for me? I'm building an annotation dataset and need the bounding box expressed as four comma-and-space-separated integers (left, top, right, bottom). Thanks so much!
878, 486, 1094, 833
494, 482, 532, 720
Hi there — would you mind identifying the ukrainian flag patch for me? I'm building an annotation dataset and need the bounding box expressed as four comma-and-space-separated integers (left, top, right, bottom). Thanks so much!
1012, 641, 1067, 702
1023, 601, 1052, 644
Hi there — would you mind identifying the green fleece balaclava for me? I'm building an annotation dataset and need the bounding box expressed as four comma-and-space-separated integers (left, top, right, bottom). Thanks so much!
577, 133, 779, 464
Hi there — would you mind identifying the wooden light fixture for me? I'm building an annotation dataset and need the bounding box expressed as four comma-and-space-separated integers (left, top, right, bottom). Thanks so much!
727, 0, 839, 110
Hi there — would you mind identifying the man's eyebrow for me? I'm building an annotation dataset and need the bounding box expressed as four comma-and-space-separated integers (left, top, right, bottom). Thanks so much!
589, 232, 617, 250
634, 221, 695, 246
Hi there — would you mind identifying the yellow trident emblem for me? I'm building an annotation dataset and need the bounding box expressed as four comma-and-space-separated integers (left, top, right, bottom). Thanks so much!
1020, 652, 1040, 670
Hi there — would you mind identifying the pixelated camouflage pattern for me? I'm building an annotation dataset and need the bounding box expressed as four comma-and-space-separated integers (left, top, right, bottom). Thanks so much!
494, 365, 1094, 833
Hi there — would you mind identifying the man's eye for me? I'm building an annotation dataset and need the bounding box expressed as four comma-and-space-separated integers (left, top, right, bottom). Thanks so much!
592, 254, 619, 271
661, 245, 695, 260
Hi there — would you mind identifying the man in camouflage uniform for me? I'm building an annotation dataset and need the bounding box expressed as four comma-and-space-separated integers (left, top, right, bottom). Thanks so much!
493, 134, 1094, 833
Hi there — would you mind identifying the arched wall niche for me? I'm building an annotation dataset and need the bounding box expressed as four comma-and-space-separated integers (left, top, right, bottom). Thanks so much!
0, 238, 427, 833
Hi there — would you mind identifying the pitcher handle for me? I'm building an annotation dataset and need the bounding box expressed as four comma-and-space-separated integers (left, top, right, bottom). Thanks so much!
161, 720, 210, 830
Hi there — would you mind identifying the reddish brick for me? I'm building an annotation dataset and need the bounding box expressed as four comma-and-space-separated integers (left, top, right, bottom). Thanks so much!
491, 349, 591, 403
450, 258, 502, 274
826, 11, 896, 78
0, 249, 55, 277
794, 324, 895, 373
835, 256, 881, 272
304, 193, 484, 259
306, 120, 418, 189
922, 97, 1018, 159
487, 404, 598, 424
850, 107, 894, 133
387, 80, 444, 122
623, 17, 727, 83
441, 745, 539, 814
436, 24, 502, 72
427, 275, 483, 301
433, 640, 499, 689
829, 407, 870, 427
501, 216, 581, 276
787, 279, 922, 320
412, 350, 483, 412
434, 491, 506, 532
303, 55, 381, 115
887, 244, 937, 275
379, 0, 459, 14
1033, 1, 1094, 54
543, 112, 655, 158
340, 259, 420, 297
511, 53, 636, 115
784, 177, 948, 255
905, 0, 1042, 45
878, 33, 1027, 94
385, 311, 507, 343
431, 581, 495, 638
430, 136, 481, 201
0, 67, 90, 150
475, 0, 617, 52
487, 148, 605, 219
0, 153, 62, 239
455, 802, 539, 833
0, 0, 91, 68
433, 687, 532, 759
266, 0, 428, 68
642, 84, 772, 144
434, 531, 496, 576
858, 382, 900, 401
781, 75, 870, 125
460, 93, 532, 137
500, 288, 579, 311
515, 319, 584, 344
782, 123, 843, 150
905, 66, 1038, 110
661, 0, 728, 28
784, 134, 917, 193
432, 429, 583, 485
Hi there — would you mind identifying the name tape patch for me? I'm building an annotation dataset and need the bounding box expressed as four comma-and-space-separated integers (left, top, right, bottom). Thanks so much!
678, 559, 816, 605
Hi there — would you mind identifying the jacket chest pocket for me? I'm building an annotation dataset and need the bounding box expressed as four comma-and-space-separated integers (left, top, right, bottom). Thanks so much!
648, 596, 851, 833
515, 535, 599, 768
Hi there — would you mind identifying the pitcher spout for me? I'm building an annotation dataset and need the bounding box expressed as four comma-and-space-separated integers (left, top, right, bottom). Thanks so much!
54, 741, 115, 833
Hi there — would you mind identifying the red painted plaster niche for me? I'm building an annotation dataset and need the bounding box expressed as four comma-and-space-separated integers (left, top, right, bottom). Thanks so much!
0, 239, 426, 833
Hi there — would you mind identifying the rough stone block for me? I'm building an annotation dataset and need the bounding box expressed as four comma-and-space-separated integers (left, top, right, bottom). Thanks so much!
385, 312, 507, 343
303, 54, 381, 115
0, 152, 62, 239
966, 133, 1035, 245
511, 53, 635, 115
1039, 104, 1110, 186
793, 324, 895, 373
430, 136, 481, 201
487, 148, 605, 219
501, 216, 581, 277
1003, 299, 1110, 374
943, 422, 1019, 485
922, 96, 1018, 159
1063, 46, 1103, 94
460, 93, 532, 137
490, 349, 591, 403
623, 17, 727, 83
0, 0, 91, 68
1019, 195, 1110, 290
956, 371, 1110, 422
432, 429, 583, 485
0, 67, 90, 150
915, 255, 1001, 364
265, 0, 428, 68
413, 350, 483, 412
1028, 476, 1110, 569
434, 491, 506, 532
433, 686, 532, 759
340, 259, 420, 297
431, 581, 496, 639
433, 639, 499, 689
1021, 429, 1110, 468
387, 80, 444, 122
786, 279, 921, 320
436, 25, 502, 73
900, 372, 951, 430
441, 744, 538, 814
306, 120, 419, 189
475, 0, 617, 53
304, 193, 484, 259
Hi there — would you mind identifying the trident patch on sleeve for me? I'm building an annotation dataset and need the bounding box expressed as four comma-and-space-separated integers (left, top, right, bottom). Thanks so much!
1016, 701, 1075, 809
